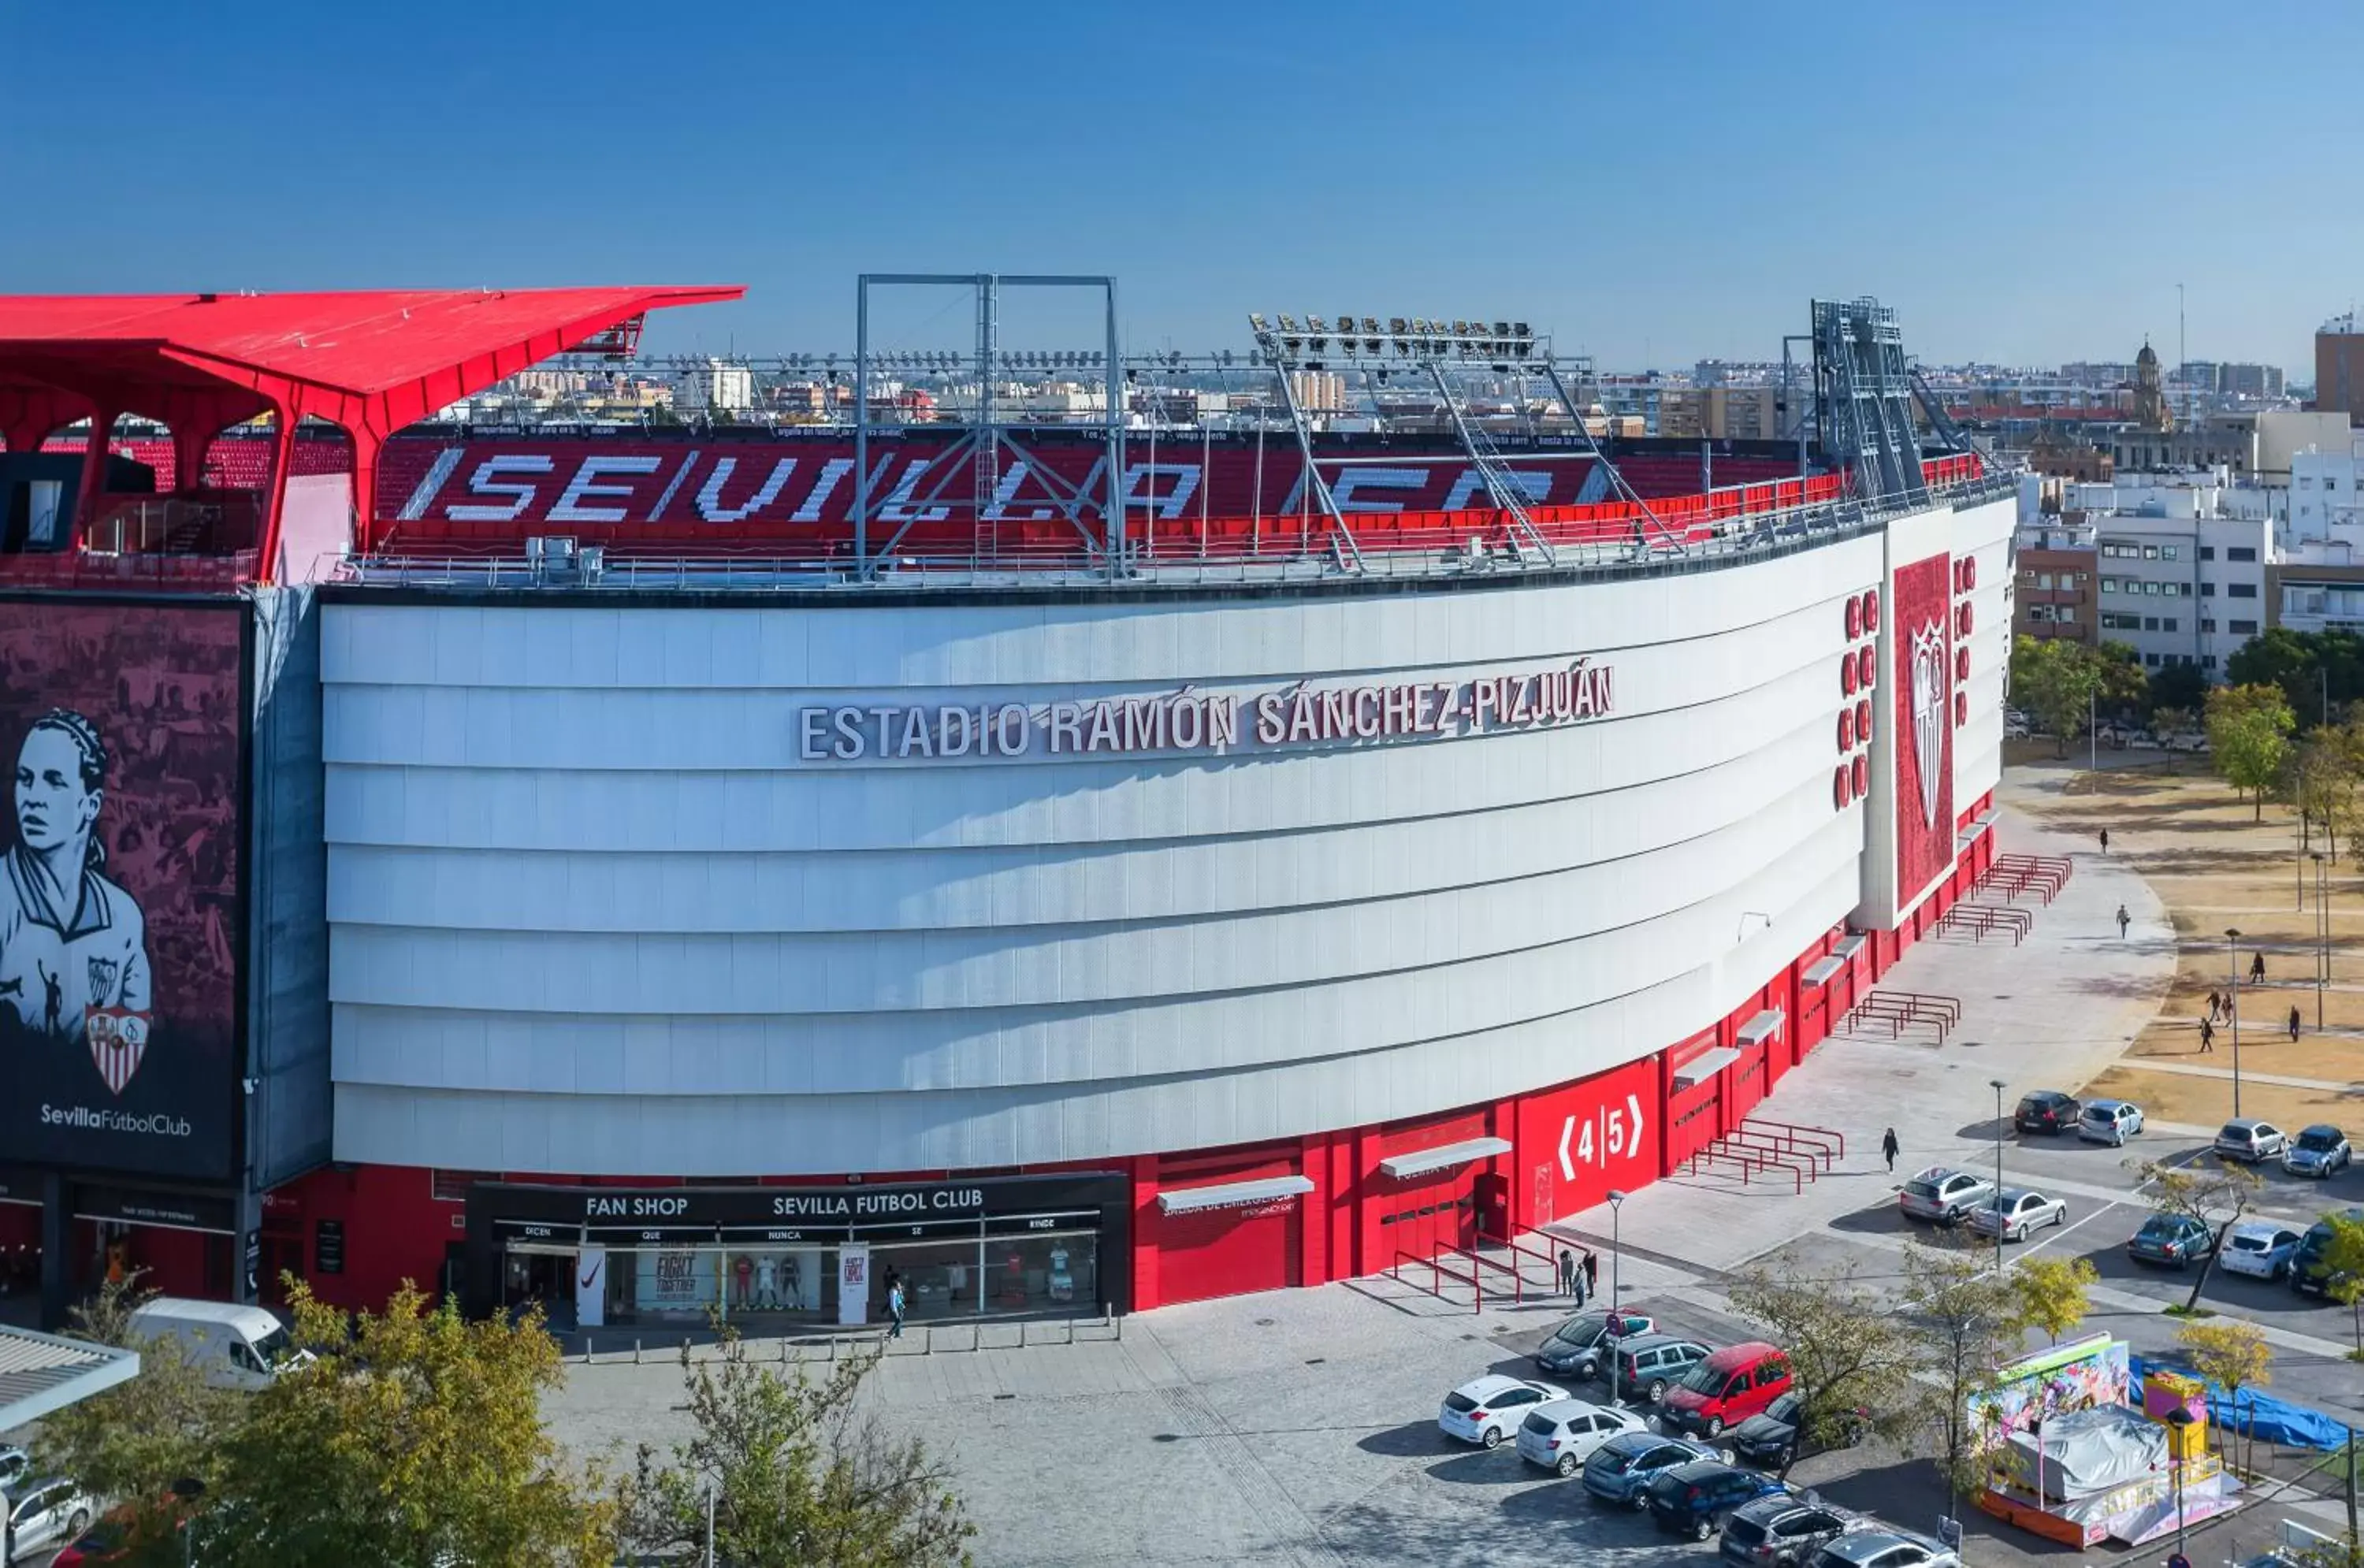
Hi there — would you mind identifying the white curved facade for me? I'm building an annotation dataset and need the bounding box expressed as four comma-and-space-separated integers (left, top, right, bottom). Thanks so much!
321, 495, 2013, 1177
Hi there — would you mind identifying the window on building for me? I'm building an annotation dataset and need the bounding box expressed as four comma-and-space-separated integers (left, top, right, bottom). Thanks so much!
2230, 619, 2260, 634
431, 1170, 497, 1203
2202, 655, 2218, 670
2200, 546, 2216, 560
2228, 583, 2258, 598
2202, 582, 2217, 597
2035, 572, 2054, 590
2058, 608, 2078, 624
2143, 581, 2161, 595
2143, 545, 2160, 559
2200, 618, 2217, 633
2163, 618, 2179, 632
2228, 547, 2259, 562
2161, 544, 2180, 560
2144, 652, 2161, 667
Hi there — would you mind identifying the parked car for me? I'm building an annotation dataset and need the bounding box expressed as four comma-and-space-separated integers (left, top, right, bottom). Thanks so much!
2286, 1124, 2352, 1179
1438, 1373, 1569, 1449
1898, 1167, 1995, 1225
2014, 1091, 2080, 1135
1533, 1310, 1655, 1380
50, 1510, 135, 1566
1659, 1342, 1793, 1440
2078, 1099, 2145, 1146
1808, 1529, 1961, 1568
2292, 1208, 2364, 1297
2216, 1118, 2290, 1165
1582, 1431, 1728, 1508
6, 1477, 95, 1564
1646, 1458, 1790, 1541
1966, 1187, 2067, 1243
1720, 1493, 1862, 1567
0, 1444, 27, 1496
1729, 1392, 1866, 1470
2128, 1213, 2216, 1269
2218, 1219, 2306, 1281
1604, 1334, 1713, 1404
1516, 1398, 1648, 1477
127, 1296, 307, 1392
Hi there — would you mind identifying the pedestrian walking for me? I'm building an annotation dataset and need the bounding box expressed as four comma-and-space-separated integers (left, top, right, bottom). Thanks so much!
2292, 1005, 2303, 1042
1558, 1247, 1578, 1299
2199, 1015, 2214, 1052
887, 1278, 906, 1339
1581, 1249, 1599, 1296
2116, 904, 2131, 940
1881, 1127, 1901, 1173
2207, 990, 2222, 1024
2251, 950, 2267, 984
2098, 827, 2110, 854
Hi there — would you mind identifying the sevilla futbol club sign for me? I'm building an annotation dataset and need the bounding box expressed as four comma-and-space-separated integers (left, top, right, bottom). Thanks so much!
1891, 555, 1955, 906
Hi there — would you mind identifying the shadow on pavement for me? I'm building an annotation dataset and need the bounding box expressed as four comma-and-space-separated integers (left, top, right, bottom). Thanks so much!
1424, 1447, 1537, 1487
1355, 1419, 1455, 1458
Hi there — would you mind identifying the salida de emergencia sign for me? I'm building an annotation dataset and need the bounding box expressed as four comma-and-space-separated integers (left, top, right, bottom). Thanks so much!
798, 661, 1615, 762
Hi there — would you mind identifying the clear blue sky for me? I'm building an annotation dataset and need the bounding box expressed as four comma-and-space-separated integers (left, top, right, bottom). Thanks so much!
6, 1, 2359, 374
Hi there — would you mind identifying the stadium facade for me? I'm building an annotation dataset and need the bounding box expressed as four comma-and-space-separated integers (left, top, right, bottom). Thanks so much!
0, 285, 2011, 1330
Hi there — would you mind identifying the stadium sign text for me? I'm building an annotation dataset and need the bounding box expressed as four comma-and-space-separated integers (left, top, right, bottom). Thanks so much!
798, 662, 1614, 762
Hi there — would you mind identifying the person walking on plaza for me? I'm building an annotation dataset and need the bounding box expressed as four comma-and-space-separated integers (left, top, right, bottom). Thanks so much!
887, 1277, 906, 1339
2292, 1005, 2303, 1043
1882, 1127, 1901, 1173
1581, 1248, 1598, 1299
2207, 990, 2222, 1024
2098, 827, 2110, 854
2116, 904, 2131, 940
1558, 1246, 1578, 1299
2199, 1014, 2215, 1052
2252, 950, 2267, 984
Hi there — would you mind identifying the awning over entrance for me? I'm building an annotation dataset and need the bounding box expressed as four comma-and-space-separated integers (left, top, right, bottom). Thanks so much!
1156, 1175, 1316, 1215
1735, 1009, 1786, 1046
1832, 933, 1868, 960
1672, 1047, 1743, 1091
0, 1325, 139, 1429
1800, 954, 1847, 987
1377, 1136, 1513, 1180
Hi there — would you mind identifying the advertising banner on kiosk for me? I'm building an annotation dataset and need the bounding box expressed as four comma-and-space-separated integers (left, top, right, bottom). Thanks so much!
0, 596, 247, 1181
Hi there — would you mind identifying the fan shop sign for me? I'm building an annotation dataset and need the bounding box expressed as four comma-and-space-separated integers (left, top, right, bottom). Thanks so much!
798, 662, 1615, 763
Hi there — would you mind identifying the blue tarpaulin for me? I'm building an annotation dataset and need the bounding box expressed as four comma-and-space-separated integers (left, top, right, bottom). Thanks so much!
2132, 1354, 2352, 1453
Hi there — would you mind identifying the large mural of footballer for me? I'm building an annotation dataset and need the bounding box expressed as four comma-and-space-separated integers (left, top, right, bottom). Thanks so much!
0, 600, 243, 1180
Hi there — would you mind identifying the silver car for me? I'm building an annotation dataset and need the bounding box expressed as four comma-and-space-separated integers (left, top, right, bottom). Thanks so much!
1808, 1529, 1962, 1568
1966, 1187, 2067, 1243
2215, 1118, 2288, 1164
5, 1477, 95, 1562
1898, 1167, 1995, 1224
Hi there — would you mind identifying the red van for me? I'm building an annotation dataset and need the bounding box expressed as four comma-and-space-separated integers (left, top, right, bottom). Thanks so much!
1654, 1341, 1791, 1440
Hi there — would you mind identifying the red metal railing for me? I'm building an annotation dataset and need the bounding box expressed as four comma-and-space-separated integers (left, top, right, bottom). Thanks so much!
1843, 990, 1961, 1044
1934, 903, 2031, 946
1395, 1248, 1485, 1314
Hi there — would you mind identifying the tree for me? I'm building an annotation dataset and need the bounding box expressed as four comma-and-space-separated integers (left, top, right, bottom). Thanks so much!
2227, 626, 2364, 730
1902, 1240, 2028, 1526
1728, 1263, 1917, 1476
35, 1276, 236, 1564
2011, 1255, 2098, 1344
2147, 660, 2210, 719
2137, 1155, 2265, 1312
2207, 683, 2297, 818
2176, 1317, 2273, 1468
619, 1329, 974, 1568
2318, 1213, 2364, 1356
2094, 639, 2150, 717
2011, 634, 2105, 758
2289, 736, 2353, 855
197, 1281, 618, 1567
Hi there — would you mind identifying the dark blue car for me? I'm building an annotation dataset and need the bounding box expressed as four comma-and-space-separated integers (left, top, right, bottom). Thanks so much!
1645, 1459, 1790, 1540
1582, 1431, 1724, 1508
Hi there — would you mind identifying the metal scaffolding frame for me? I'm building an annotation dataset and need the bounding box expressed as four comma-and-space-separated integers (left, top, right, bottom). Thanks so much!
1812, 298, 1928, 507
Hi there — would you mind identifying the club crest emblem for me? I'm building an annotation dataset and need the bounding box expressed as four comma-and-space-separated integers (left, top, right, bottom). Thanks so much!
86, 1006, 144, 1095
87, 956, 119, 1003
1910, 622, 1949, 829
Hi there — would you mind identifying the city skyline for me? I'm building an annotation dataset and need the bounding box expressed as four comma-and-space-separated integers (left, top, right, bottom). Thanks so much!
4, 2, 2360, 373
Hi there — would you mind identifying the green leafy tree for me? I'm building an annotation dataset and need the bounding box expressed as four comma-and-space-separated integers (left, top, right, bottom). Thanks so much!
619, 1329, 975, 1568
1728, 1263, 1917, 1476
2176, 1317, 2272, 1467
2094, 639, 2150, 717
2136, 1155, 2266, 1311
1902, 1240, 2027, 1527
2227, 626, 2364, 730
2011, 634, 2104, 757
2011, 1255, 2098, 1343
2147, 660, 2210, 719
2319, 1213, 2364, 1355
197, 1280, 618, 1567
2207, 682, 2298, 818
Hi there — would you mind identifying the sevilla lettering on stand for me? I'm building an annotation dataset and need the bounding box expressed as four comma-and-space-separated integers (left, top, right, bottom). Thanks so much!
799, 661, 1614, 763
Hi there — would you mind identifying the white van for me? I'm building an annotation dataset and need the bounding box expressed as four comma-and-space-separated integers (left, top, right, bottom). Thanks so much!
127, 1297, 305, 1391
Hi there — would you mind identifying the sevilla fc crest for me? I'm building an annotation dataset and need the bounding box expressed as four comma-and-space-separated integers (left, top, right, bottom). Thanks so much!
86, 1006, 145, 1095
1909, 622, 1949, 830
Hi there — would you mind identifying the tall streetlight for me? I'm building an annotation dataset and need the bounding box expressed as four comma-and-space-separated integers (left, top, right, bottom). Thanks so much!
1607, 1188, 1628, 1407
1990, 1079, 2009, 1273
2227, 928, 2243, 1117
2167, 1407, 2196, 1558
2315, 853, 2332, 1031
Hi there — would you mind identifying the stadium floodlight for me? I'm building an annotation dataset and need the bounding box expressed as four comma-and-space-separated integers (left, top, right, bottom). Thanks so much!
1248, 313, 1268, 334
1277, 314, 1298, 333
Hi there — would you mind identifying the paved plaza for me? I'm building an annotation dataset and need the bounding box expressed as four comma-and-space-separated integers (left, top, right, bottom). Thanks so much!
542, 766, 2364, 1566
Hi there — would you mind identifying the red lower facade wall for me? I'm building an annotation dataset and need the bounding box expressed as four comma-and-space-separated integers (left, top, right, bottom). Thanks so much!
268, 855, 1990, 1316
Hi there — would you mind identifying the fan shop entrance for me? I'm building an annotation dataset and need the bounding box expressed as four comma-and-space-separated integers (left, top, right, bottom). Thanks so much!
461, 1172, 1132, 1328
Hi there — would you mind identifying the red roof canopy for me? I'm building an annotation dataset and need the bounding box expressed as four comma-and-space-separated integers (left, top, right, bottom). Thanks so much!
0, 284, 742, 581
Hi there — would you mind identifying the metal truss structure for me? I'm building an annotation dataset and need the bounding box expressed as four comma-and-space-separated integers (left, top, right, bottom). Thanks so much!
1811, 298, 1928, 507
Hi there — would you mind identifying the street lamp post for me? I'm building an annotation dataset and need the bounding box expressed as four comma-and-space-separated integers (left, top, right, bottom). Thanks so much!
2316, 853, 2332, 1031
2166, 1409, 2196, 1559
1607, 1188, 1628, 1407
1990, 1079, 2008, 1273
2227, 928, 2243, 1117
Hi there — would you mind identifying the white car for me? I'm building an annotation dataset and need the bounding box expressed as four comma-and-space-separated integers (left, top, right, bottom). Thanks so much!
1439, 1373, 1570, 1449
5, 1477, 95, 1562
2218, 1219, 2306, 1281
1966, 1187, 2067, 1243
1515, 1397, 1648, 1477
